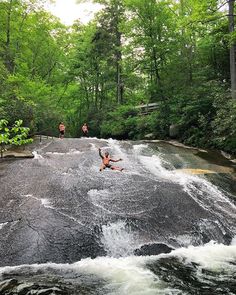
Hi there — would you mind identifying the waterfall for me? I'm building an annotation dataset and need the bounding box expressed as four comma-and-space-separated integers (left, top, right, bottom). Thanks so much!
0, 138, 235, 294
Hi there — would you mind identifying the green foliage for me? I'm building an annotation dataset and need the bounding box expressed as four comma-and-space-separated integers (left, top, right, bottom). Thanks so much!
0, 0, 236, 154
212, 96, 236, 153
0, 0, 71, 136
168, 80, 227, 147
100, 104, 170, 140
0, 119, 33, 157
101, 105, 138, 139
0, 119, 10, 146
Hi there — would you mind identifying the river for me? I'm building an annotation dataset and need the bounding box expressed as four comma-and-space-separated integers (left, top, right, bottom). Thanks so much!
0, 138, 236, 294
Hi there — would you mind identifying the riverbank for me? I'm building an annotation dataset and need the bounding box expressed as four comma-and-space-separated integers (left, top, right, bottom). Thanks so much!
1, 149, 34, 159
161, 139, 236, 167
0, 136, 55, 159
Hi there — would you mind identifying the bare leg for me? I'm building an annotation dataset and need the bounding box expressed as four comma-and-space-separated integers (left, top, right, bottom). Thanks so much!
111, 166, 124, 171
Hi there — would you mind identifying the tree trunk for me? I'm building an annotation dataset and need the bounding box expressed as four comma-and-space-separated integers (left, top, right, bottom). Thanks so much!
152, 48, 160, 86
116, 49, 123, 104
1, 143, 3, 159
94, 60, 100, 110
114, 1, 123, 104
5, 0, 14, 73
229, 0, 236, 99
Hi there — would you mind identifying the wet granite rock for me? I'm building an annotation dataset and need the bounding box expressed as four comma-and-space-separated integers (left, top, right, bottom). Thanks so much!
30, 286, 64, 294
3, 150, 34, 158
134, 243, 174, 256
0, 279, 18, 293
169, 124, 180, 138
0, 280, 66, 295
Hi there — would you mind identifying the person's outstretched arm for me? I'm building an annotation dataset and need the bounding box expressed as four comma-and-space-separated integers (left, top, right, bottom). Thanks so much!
110, 158, 122, 162
98, 148, 103, 159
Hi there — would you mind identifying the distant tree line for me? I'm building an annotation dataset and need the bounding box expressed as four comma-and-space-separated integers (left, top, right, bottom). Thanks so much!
1, 0, 236, 152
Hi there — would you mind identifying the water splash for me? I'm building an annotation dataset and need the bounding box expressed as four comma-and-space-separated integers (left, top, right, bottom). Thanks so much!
101, 221, 139, 257
169, 241, 236, 271
40, 198, 53, 209
32, 151, 43, 159
45, 149, 82, 156
134, 145, 236, 225
0, 222, 8, 230
0, 242, 235, 294
107, 139, 128, 162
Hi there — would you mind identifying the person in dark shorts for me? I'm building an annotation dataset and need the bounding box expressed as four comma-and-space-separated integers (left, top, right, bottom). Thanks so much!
81, 123, 89, 137
58, 122, 65, 139
99, 148, 124, 171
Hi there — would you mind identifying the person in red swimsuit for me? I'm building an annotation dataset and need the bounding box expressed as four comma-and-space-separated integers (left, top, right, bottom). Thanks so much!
99, 148, 124, 172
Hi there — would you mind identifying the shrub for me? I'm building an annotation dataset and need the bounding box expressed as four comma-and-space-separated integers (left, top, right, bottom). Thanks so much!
0, 119, 33, 158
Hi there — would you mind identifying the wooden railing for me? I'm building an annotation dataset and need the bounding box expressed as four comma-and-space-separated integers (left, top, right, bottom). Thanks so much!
29, 128, 55, 142
135, 103, 159, 115
34, 134, 54, 142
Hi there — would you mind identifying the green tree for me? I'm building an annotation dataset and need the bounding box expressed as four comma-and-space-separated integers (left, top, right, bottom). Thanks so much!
0, 119, 33, 158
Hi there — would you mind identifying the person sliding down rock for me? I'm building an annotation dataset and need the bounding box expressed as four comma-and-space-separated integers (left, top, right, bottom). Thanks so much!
99, 148, 124, 172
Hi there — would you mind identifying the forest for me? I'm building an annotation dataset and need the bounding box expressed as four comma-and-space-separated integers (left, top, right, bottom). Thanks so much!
1, 0, 236, 153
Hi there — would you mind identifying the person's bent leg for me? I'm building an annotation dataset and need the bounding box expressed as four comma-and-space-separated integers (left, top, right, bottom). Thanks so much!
111, 166, 124, 171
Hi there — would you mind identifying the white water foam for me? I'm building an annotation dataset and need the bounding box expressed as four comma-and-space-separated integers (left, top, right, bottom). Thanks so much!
75, 256, 181, 295
0, 257, 180, 295
170, 241, 236, 271
21, 194, 53, 209
0, 222, 8, 230
45, 149, 82, 156
107, 138, 128, 162
101, 221, 140, 258
81, 137, 99, 140
40, 198, 52, 208
77, 242, 236, 291
32, 151, 43, 159
0, 242, 235, 295
133, 144, 149, 152
134, 145, 236, 223
89, 143, 98, 151
231, 236, 236, 246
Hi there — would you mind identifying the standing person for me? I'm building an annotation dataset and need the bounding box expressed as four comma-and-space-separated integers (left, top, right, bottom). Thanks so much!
99, 148, 124, 172
58, 122, 65, 139
81, 123, 89, 137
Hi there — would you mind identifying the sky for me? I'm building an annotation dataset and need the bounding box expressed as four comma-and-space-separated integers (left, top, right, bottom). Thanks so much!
45, 0, 103, 25
45, 1, 228, 26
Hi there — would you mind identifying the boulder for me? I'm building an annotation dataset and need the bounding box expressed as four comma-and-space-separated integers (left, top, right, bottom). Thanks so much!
169, 124, 180, 138
144, 133, 154, 139
3, 150, 34, 159
134, 243, 174, 256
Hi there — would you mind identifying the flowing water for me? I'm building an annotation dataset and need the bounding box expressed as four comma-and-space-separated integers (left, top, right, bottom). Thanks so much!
0, 138, 236, 294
